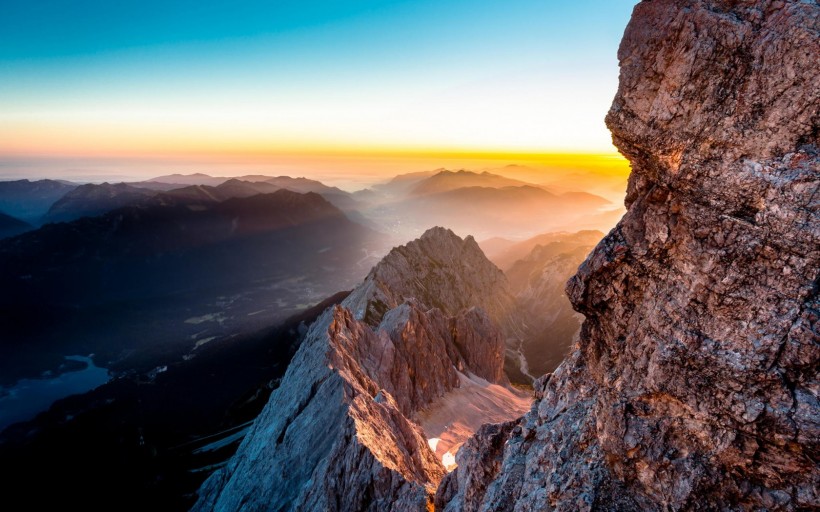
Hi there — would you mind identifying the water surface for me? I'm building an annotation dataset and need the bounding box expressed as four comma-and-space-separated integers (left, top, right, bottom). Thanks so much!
0, 355, 110, 432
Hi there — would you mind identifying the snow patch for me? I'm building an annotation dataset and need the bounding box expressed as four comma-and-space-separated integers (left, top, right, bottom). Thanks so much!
442, 451, 456, 470
418, 372, 532, 472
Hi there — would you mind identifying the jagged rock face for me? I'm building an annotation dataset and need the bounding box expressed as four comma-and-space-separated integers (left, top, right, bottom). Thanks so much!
345, 226, 514, 325
194, 306, 445, 512
438, 1, 819, 511
193, 228, 517, 511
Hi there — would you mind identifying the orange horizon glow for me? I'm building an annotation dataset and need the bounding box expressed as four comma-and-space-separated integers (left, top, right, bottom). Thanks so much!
0, 147, 630, 174
0, 148, 631, 199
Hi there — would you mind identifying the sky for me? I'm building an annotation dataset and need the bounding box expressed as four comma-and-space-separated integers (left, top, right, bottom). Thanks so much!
0, 0, 638, 184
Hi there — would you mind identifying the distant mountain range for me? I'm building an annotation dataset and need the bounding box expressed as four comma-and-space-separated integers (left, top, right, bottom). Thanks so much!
361, 169, 619, 239
408, 169, 532, 195
0, 168, 621, 240
37, 175, 365, 225
481, 229, 605, 272
375, 184, 611, 239
0, 179, 78, 224
43, 182, 157, 224
0, 168, 619, 385
0, 189, 387, 385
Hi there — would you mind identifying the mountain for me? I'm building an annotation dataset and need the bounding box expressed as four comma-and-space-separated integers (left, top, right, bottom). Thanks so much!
145, 173, 226, 186
476, 236, 516, 262
486, 229, 604, 272
504, 231, 602, 376
263, 176, 360, 212
43, 182, 157, 223
0, 291, 353, 510
263, 175, 340, 194
162, 179, 280, 203
438, 1, 820, 510
125, 180, 193, 191
0, 179, 77, 224
373, 169, 438, 196
379, 185, 611, 239
40, 177, 359, 226
0, 211, 33, 239
0, 189, 386, 385
483, 163, 630, 205
145, 174, 362, 213
215, 178, 280, 197
344, 227, 515, 325
409, 170, 534, 196
193, 227, 530, 510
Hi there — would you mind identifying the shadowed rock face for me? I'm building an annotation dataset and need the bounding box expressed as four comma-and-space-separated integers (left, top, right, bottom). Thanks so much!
438, 1, 819, 511
193, 228, 519, 511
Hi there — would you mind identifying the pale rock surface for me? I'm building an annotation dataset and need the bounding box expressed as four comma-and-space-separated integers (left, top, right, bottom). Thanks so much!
437, 1, 819, 510
193, 227, 526, 511
345, 226, 515, 325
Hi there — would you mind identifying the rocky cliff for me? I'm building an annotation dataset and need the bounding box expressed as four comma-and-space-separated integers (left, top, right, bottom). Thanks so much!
193, 228, 529, 511
438, 1, 819, 511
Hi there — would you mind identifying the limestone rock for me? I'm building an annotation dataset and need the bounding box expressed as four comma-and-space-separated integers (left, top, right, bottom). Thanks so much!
193, 228, 522, 511
345, 226, 514, 325
439, 1, 820, 510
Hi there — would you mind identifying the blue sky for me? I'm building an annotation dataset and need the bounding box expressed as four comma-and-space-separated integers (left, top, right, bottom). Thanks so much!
0, 0, 637, 178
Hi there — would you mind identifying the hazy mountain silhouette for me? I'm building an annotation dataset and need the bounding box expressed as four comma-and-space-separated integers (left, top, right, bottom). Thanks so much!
482, 229, 605, 272
142, 173, 363, 213
372, 169, 438, 196
503, 231, 603, 376
161, 179, 280, 203
145, 173, 227, 186
0, 179, 78, 224
261, 176, 360, 212
0, 189, 386, 385
409, 170, 532, 195
43, 182, 157, 223
377, 185, 611, 239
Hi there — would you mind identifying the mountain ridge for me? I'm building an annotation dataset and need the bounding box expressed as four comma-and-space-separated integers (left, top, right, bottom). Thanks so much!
193, 227, 530, 510
0, 189, 385, 385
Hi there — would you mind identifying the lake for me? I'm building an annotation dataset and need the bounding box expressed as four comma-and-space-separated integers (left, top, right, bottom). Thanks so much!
0, 355, 110, 432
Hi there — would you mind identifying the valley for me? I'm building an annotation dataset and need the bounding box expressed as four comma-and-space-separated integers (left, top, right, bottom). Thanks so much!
0, 166, 614, 510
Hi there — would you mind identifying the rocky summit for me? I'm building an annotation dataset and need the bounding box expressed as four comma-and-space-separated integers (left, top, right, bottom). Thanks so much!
345, 226, 515, 326
193, 227, 529, 511
438, 1, 819, 511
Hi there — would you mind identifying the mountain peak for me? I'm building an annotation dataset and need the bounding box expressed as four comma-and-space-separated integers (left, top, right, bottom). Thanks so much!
418, 225, 462, 242
409, 170, 534, 196
193, 225, 525, 510
345, 227, 511, 325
